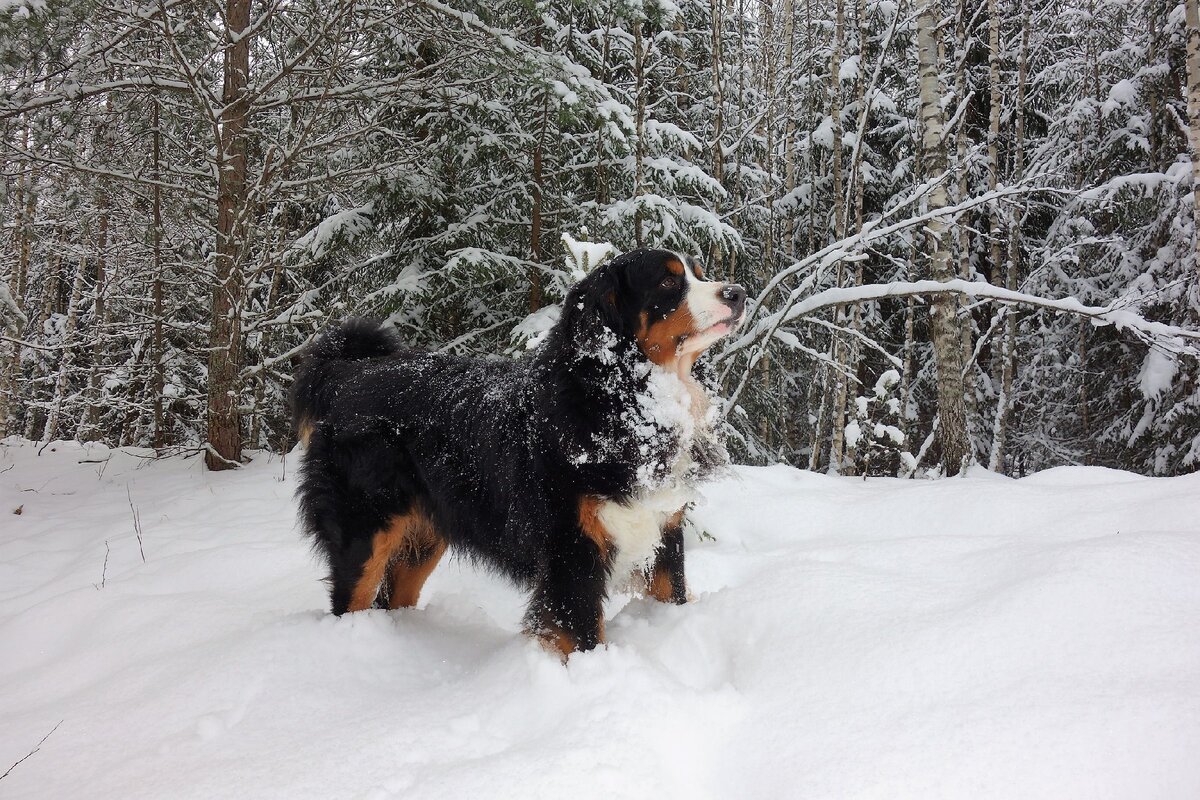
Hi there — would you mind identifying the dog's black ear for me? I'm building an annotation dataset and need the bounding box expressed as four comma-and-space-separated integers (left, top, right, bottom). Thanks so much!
562, 262, 630, 341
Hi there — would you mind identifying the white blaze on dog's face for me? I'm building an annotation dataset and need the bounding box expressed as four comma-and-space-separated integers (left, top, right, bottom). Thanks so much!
632, 251, 747, 369
674, 253, 746, 356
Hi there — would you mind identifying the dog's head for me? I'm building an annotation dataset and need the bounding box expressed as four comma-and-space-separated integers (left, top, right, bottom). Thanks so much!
567, 248, 747, 370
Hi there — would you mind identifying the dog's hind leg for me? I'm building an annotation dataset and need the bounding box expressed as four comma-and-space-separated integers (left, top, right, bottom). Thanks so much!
328, 516, 406, 615
299, 435, 419, 615
380, 514, 447, 609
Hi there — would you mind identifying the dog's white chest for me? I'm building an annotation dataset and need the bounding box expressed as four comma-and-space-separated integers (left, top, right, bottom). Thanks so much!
598, 484, 690, 581
596, 363, 708, 582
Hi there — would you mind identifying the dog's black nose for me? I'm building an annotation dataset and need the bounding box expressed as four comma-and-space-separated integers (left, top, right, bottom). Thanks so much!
720, 283, 747, 315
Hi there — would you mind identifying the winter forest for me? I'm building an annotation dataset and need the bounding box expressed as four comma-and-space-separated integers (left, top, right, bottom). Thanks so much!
3, 0, 1200, 478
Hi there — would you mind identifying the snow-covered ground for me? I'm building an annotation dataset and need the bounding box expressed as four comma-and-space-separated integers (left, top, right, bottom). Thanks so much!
2, 439, 1199, 799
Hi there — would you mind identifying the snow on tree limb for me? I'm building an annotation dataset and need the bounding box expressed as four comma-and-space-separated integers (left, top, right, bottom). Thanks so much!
776, 279, 1200, 349
0, 284, 25, 333
739, 182, 1040, 338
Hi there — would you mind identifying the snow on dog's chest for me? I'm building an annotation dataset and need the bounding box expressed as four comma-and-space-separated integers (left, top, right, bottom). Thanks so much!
598, 483, 691, 580
600, 364, 703, 580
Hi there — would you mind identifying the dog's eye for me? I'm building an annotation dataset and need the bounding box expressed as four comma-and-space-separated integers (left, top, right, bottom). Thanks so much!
660, 276, 680, 290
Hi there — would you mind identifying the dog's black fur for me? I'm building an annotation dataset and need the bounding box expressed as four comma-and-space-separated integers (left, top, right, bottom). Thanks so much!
290, 248, 745, 655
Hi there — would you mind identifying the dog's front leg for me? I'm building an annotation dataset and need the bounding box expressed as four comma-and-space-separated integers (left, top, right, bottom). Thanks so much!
523, 525, 609, 659
644, 508, 689, 604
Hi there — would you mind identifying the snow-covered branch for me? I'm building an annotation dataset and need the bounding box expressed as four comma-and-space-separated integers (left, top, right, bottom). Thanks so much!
780, 279, 1200, 349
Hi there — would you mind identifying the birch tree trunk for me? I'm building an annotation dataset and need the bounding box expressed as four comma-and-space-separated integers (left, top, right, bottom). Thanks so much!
205, 0, 251, 470
1185, 0, 1200, 267
957, 0, 977, 430
917, 0, 970, 475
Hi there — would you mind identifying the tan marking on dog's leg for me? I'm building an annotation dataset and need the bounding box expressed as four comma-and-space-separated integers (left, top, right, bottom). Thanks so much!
645, 509, 687, 603
386, 516, 447, 609
646, 569, 676, 603
346, 516, 408, 612
578, 495, 611, 563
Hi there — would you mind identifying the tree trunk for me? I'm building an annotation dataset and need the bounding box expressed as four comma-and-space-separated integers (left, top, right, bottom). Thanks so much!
2, 125, 37, 434
1186, 0, 1200, 266
917, 0, 970, 475
981, 0, 1008, 462
899, 142, 923, 463
827, 0, 849, 473
42, 254, 88, 443
782, 0, 797, 260
633, 17, 647, 248
78, 185, 111, 440
530, 92, 548, 313
842, 0, 868, 475
957, 0, 977, 432
151, 78, 166, 449
530, 23, 548, 312
760, 0, 776, 271
206, 0, 252, 470
1148, 0, 1161, 170
989, 0, 1028, 472
709, 0, 725, 269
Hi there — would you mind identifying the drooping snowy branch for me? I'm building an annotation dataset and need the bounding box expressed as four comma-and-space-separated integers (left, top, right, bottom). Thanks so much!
773, 279, 1200, 348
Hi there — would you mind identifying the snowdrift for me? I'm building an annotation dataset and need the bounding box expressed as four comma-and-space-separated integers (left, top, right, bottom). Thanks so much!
2, 440, 1198, 799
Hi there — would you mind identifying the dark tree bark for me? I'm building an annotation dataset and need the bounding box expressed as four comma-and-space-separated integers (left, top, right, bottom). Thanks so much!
206, 0, 252, 470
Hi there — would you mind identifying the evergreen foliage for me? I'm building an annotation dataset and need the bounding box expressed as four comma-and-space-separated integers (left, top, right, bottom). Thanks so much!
2, 0, 1198, 475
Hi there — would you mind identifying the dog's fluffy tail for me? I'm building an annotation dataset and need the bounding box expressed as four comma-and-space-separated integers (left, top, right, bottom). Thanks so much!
289, 318, 402, 444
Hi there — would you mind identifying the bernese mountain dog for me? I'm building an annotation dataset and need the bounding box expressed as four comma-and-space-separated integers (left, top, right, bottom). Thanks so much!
290, 248, 747, 657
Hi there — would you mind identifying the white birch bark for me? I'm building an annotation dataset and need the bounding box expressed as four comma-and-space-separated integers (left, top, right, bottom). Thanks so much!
1185, 0, 1200, 266
917, 0, 971, 475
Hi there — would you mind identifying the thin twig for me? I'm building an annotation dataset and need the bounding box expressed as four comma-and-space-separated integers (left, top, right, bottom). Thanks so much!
127, 486, 145, 563
0, 335, 77, 352
0, 720, 63, 782
94, 541, 110, 589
